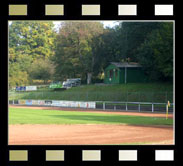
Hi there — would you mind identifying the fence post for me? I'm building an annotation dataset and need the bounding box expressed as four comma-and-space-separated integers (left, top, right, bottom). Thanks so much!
103, 102, 105, 110
165, 104, 167, 113
13, 100, 14, 105
126, 102, 128, 111
138, 103, 140, 112
152, 103, 154, 112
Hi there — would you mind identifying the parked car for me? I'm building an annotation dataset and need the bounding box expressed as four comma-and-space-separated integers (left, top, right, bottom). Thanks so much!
49, 81, 63, 89
62, 78, 81, 88
62, 81, 72, 88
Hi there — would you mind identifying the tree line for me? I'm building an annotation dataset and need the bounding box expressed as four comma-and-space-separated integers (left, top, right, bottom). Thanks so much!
9, 21, 173, 87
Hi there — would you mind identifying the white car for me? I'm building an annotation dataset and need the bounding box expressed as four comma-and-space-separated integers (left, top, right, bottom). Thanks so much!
62, 78, 81, 88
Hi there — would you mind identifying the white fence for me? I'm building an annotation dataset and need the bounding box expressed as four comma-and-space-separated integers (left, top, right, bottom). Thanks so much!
9, 99, 96, 109
99, 101, 174, 112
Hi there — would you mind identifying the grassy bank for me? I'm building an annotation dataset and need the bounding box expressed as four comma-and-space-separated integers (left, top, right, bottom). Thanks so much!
9, 83, 173, 102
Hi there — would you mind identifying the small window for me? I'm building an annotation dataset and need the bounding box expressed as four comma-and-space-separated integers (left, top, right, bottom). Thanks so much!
109, 70, 113, 78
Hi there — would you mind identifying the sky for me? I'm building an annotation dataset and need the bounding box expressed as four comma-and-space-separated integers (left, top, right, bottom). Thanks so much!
102, 21, 121, 27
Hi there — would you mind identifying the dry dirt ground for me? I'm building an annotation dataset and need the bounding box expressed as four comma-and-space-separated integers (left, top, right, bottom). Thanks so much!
9, 106, 174, 145
9, 124, 173, 145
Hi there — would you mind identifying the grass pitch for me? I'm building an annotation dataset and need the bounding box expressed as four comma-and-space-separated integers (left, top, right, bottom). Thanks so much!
9, 107, 173, 126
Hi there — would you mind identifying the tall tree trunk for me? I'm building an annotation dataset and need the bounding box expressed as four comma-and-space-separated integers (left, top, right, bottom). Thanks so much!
87, 73, 92, 84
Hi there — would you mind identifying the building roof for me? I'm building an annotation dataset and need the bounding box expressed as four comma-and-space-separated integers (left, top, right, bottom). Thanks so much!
110, 62, 142, 68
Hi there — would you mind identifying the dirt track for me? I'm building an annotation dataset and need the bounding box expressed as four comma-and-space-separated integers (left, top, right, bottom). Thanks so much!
9, 124, 173, 145
9, 106, 174, 145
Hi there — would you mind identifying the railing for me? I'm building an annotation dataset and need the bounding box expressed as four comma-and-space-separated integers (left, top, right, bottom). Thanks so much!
96, 101, 174, 113
9, 99, 174, 113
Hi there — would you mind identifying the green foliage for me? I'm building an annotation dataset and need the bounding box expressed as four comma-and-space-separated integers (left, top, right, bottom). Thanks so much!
136, 23, 173, 81
9, 63, 29, 87
9, 21, 174, 86
117, 22, 162, 61
9, 21, 56, 60
54, 22, 104, 81
29, 59, 55, 83
92, 28, 121, 76
93, 22, 173, 82
9, 21, 56, 87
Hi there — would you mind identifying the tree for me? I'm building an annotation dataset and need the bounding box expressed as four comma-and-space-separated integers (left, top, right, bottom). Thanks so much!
91, 22, 173, 82
117, 22, 162, 62
29, 59, 55, 83
136, 22, 173, 81
9, 21, 56, 85
91, 27, 121, 77
54, 22, 104, 84
9, 63, 29, 88
9, 21, 56, 60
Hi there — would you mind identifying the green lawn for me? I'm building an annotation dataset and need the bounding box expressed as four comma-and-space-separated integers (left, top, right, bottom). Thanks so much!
9, 107, 173, 125
9, 83, 173, 102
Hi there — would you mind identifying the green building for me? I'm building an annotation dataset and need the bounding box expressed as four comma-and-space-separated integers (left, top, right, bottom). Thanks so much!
104, 62, 147, 84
